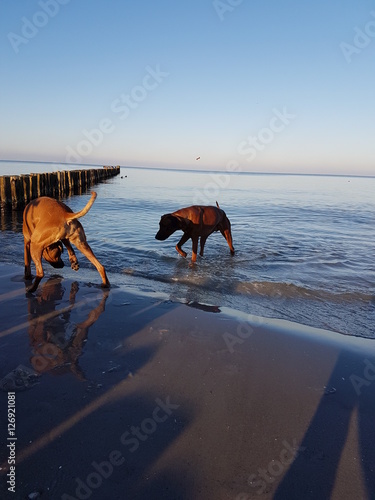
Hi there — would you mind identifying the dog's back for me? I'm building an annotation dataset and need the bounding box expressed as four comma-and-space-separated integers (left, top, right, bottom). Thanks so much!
172, 205, 224, 228
23, 193, 97, 240
23, 197, 73, 241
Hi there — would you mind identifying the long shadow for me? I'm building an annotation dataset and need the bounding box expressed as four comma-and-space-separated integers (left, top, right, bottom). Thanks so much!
0, 275, 196, 499
22, 276, 166, 381
274, 349, 375, 499
54, 391, 195, 499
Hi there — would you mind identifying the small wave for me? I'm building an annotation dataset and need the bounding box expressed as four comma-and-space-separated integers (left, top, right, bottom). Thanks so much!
236, 281, 374, 304
121, 268, 214, 288
237, 281, 314, 298
118, 264, 374, 306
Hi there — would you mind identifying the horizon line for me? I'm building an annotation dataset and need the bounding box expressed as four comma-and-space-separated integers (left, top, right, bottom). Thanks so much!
0, 158, 374, 179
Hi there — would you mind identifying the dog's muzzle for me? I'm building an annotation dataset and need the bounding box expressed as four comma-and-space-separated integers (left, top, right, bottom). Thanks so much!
155, 231, 166, 240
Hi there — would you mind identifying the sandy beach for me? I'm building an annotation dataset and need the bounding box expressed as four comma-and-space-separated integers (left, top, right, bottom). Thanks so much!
0, 262, 375, 499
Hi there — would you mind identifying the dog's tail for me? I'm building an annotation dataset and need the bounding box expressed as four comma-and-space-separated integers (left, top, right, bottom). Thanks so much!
216, 201, 220, 209
66, 191, 97, 221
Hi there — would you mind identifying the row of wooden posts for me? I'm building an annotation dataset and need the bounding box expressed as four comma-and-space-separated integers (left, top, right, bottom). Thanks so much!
0, 166, 120, 210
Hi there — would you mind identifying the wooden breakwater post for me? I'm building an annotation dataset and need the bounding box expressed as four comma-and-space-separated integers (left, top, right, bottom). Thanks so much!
0, 166, 120, 210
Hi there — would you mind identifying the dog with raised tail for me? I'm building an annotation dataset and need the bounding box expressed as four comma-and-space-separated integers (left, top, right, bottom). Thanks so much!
23, 192, 109, 293
155, 202, 235, 262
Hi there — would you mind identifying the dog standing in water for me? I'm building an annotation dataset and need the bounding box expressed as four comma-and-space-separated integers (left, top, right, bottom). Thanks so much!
155, 202, 235, 262
23, 192, 109, 293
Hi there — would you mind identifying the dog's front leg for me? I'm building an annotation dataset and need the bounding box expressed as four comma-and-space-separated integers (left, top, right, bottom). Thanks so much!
176, 233, 189, 258
62, 239, 79, 271
191, 236, 199, 262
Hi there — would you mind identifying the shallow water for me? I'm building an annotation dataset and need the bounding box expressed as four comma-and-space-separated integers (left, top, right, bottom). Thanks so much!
1, 161, 374, 338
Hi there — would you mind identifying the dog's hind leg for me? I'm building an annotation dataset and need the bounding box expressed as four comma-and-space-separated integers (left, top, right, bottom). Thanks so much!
199, 235, 208, 257
220, 227, 235, 255
62, 239, 79, 271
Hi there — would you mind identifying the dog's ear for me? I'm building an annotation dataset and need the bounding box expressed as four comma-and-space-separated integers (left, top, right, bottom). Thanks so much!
160, 214, 192, 232
160, 214, 179, 229
175, 216, 192, 231
160, 214, 172, 223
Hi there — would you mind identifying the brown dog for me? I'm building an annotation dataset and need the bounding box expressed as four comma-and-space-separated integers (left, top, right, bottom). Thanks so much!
155, 202, 235, 262
23, 192, 109, 293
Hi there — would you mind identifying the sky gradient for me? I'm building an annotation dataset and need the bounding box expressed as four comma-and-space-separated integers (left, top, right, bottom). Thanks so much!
1, 0, 374, 175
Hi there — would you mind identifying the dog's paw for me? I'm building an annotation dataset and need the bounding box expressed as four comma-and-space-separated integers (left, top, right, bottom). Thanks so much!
175, 245, 187, 258
71, 261, 79, 271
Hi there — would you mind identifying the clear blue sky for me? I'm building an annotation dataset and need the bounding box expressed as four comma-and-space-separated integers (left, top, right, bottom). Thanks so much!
1, 0, 374, 175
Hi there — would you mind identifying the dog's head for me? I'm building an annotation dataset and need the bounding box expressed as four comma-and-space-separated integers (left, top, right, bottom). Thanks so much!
155, 214, 181, 240
155, 214, 191, 241
43, 241, 64, 269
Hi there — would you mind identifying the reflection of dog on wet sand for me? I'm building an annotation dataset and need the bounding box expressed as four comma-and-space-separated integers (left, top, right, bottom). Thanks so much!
28, 277, 109, 379
23, 192, 109, 293
155, 203, 235, 262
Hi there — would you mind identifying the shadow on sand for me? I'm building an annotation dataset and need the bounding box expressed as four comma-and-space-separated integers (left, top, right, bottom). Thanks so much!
0, 275, 196, 499
274, 350, 375, 499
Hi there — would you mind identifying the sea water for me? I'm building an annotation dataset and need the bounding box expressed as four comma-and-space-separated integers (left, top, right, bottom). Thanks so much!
0, 161, 374, 338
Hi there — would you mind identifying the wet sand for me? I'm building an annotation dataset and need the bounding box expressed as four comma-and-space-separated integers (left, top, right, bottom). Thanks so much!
0, 263, 375, 499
